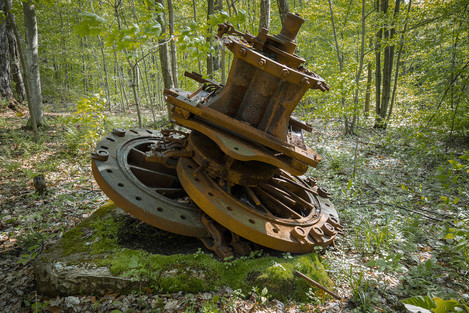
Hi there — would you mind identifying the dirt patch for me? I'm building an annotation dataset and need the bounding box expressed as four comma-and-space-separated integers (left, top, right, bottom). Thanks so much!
117, 214, 208, 255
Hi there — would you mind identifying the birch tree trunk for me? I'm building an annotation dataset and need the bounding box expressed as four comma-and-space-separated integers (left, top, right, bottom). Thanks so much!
22, 0, 44, 128
167, 0, 178, 88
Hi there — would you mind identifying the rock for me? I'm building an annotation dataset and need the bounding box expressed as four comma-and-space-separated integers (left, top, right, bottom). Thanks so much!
64, 296, 81, 307
34, 203, 334, 301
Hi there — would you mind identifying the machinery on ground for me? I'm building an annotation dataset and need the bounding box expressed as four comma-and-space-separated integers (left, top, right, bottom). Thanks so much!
91, 13, 342, 259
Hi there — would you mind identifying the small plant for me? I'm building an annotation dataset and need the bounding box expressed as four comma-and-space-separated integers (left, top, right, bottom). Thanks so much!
251, 286, 270, 305
439, 219, 469, 272
402, 295, 469, 313
64, 92, 108, 154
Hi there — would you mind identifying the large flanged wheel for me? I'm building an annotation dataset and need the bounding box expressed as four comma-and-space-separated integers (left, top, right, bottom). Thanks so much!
91, 128, 208, 238
177, 157, 341, 253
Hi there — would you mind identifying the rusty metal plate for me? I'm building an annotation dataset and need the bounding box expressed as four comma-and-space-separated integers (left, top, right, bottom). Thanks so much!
91, 128, 208, 238
177, 157, 341, 253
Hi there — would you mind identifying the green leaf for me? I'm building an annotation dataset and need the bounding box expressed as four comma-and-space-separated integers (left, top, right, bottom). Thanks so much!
433, 298, 462, 313
403, 304, 432, 313
402, 296, 437, 311
75, 12, 106, 37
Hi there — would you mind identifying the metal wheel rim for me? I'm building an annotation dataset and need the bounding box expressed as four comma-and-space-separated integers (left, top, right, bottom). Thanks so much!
92, 128, 208, 238
177, 157, 340, 253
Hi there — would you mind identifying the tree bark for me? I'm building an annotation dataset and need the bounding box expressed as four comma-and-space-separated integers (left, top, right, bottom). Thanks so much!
388, 0, 411, 122
6, 24, 26, 102
364, 62, 372, 116
259, 0, 270, 32
156, 0, 174, 121
167, 0, 178, 88
22, 0, 44, 127
374, 0, 400, 129
0, 0, 13, 103
276, 0, 289, 26
206, 0, 215, 78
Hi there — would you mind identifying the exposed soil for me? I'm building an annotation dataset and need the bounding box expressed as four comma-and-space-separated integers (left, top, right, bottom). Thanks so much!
117, 214, 208, 255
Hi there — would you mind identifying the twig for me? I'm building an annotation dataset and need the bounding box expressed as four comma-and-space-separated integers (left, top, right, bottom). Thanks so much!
295, 270, 343, 301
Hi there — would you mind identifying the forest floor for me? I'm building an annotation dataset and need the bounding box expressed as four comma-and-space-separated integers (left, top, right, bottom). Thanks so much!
1, 105, 468, 313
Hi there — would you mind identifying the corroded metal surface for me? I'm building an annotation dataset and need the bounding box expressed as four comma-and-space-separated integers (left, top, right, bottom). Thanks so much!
92, 13, 342, 257
91, 129, 208, 238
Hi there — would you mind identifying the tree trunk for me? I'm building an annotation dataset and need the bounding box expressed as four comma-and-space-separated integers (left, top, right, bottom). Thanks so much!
364, 62, 372, 116
156, 0, 174, 121
276, 0, 289, 26
167, 0, 178, 88
6, 24, 26, 102
350, 0, 367, 133
259, 0, 270, 32
206, 0, 215, 79
22, 1, 44, 128
374, 0, 400, 129
388, 0, 411, 122
0, 0, 13, 103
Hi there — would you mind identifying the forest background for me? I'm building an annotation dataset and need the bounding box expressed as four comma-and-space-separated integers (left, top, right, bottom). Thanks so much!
0, 0, 468, 312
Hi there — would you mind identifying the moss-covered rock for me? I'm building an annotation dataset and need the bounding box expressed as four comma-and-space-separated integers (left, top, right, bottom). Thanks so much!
34, 204, 334, 301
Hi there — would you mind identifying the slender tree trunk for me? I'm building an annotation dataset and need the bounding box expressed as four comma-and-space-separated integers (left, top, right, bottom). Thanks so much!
6, 24, 26, 102
276, 0, 289, 26
375, 0, 400, 129
22, 1, 44, 128
0, 0, 13, 103
156, 0, 174, 121
98, 37, 111, 110
207, 0, 215, 78
259, 0, 271, 32
364, 62, 372, 116
328, 0, 349, 134
350, 0, 367, 133
192, 0, 202, 74
388, 0, 412, 122
167, 0, 178, 88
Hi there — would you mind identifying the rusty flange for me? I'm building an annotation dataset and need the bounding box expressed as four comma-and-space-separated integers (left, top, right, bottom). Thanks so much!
91, 128, 208, 238
177, 157, 341, 253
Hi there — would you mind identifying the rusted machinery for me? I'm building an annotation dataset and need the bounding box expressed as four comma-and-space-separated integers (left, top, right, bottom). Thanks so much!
92, 13, 342, 259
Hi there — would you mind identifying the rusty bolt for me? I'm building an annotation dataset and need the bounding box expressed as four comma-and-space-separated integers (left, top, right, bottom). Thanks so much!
322, 223, 336, 236
282, 68, 289, 77
91, 149, 109, 161
317, 187, 330, 198
239, 48, 247, 56
301, 77, 311, 86
292, 226, 307, 243
258, 58, 266, 67
112, 128, 126, 137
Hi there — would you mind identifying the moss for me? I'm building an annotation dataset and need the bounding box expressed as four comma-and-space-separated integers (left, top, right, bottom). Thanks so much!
53, 204, 335, 301
60, 202, 119, 256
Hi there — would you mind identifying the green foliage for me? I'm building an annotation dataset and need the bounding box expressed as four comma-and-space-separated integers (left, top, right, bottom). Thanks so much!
403, 295, 469, 313
75, 12, 106, 36
64, 92, 108, 153
439, 219, 469, 272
